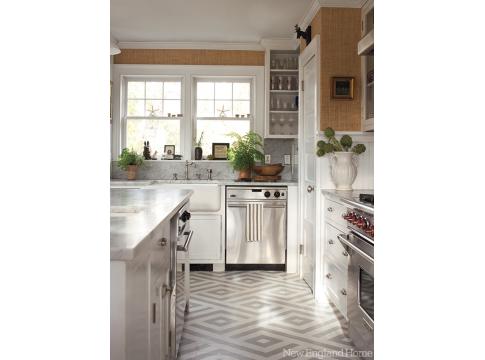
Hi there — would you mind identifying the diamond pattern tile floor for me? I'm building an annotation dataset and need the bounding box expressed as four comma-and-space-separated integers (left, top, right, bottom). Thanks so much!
178, 271, 357, 360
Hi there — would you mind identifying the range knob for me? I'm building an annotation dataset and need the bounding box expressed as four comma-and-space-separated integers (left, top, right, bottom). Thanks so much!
274, 191, 281, 198
264, 191, 271, 198
181, 211, 191, 222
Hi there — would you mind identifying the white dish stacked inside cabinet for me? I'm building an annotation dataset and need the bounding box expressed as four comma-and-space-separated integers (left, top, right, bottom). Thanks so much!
265, 49, 299, 138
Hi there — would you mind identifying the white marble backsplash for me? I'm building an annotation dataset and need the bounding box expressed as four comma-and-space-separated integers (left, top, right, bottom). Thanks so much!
111, 138, 298, 181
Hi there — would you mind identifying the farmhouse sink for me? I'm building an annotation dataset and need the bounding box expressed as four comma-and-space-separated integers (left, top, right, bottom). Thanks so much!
154, 183, 221, 212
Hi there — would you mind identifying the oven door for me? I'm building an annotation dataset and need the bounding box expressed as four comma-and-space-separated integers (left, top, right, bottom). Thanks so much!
338, 233, 374, 359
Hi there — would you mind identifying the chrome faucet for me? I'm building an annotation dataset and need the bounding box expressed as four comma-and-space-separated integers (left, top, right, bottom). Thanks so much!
207, 168, 213, 180
184, 160, 194, 180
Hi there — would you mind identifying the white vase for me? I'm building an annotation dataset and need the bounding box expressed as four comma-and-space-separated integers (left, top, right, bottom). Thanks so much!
330, 152, 358, 191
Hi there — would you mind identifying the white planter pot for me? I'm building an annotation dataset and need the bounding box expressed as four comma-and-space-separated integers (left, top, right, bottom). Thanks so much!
330, 152, 358, 191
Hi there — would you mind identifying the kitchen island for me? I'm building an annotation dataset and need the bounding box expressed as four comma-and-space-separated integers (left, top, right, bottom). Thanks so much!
111, 188, 192, 360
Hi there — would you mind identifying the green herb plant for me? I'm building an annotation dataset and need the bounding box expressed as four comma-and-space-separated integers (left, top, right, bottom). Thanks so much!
227, 131, 264, 171
117, 148, 144, 170
316, 127, 366, 157
194, 131, 204, 147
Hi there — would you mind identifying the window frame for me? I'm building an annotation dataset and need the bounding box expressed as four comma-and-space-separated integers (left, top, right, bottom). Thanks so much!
111, 65, 264, 161
121, 75, 185, 155
192, 76, 255, 156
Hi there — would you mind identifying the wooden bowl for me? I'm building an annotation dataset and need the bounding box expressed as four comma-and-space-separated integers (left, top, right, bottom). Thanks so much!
253, 163, 284, 176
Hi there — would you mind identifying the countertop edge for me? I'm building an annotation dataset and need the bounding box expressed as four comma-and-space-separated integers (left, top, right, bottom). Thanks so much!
110, 190, 193, 261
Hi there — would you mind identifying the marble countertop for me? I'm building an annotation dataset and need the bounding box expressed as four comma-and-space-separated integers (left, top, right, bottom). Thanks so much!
110, 179, 298, 187
111, 188, 192, 261
321, 189, 374, 212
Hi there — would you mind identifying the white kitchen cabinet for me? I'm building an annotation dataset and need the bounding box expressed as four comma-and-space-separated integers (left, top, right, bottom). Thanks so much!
188, 215, 223, 262
111, 220, 172, 360
322, 194, 349, 318
360, 0, 374, 131
262, 40, 300, 138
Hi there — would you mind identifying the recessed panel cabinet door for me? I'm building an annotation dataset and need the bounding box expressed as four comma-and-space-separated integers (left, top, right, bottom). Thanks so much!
188, 215, 222, 261
126, 253, 150, 360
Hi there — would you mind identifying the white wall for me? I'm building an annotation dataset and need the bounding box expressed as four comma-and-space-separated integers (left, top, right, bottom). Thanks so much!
317, 132, 374, 190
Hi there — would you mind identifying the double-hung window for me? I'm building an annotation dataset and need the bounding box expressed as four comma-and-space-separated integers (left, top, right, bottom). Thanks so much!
124, 78, 183, 154
195, 78, 252, 156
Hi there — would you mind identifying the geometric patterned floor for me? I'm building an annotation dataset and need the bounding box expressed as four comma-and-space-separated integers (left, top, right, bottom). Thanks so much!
178, 271, 357, 360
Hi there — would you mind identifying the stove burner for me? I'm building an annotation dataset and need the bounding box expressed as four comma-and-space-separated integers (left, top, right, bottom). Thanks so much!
359, 193, 374, 205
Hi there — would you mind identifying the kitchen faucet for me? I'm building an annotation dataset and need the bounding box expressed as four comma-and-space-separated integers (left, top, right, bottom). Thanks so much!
184, 160, 194, 180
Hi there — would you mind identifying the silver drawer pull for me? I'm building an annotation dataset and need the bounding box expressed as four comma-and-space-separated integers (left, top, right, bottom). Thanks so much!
342, 250, 348, 256
158, 237, 168, 247
328, 239, 334, 245
326, 273, 332, 279
327, 207, 333, 212
341, 289, 347, 296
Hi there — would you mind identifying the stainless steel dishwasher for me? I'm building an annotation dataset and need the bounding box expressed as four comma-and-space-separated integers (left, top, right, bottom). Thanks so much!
226, 186, 287, 269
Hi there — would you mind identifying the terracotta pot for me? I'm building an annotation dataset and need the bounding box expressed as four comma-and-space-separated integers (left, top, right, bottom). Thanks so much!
238, 168, 252, 180
126, 165, 138, 180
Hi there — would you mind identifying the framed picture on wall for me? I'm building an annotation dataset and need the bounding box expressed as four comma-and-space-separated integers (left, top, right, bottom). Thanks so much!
212, 143, 229, 160
332, 77, 354, 99
164, 145, 175, 159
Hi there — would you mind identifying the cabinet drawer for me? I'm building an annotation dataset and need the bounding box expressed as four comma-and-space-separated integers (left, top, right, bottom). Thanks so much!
324, 223, 350, 271
324, 260, 348, 318
324, 198, 347, 229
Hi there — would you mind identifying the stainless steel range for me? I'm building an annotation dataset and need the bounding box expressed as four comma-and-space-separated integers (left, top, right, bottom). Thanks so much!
338, 194, 374, 360
226, 186, 287, 269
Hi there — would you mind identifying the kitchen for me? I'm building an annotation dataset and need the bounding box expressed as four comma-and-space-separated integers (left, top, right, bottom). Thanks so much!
2, 1, 483, 360
110, 0, 374, 358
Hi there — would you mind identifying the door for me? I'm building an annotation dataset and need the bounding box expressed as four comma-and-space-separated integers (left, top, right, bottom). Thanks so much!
299, 38, 320, 291
189, 215, 222, 261
226, 201, 286, 264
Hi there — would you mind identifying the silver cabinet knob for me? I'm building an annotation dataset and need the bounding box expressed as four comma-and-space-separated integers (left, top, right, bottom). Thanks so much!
326, 273, 332, 279
328, 239, 334, 245
158, 237, 168, 247
342, 251, 348, 256
341, 289, 347, 296
327, 207, 333, 212
307, 185, 314, 193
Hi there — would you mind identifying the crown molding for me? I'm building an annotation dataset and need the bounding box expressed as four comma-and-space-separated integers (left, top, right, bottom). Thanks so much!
299, 0, 367, 29
260, 38, 299, 50
117, 41, 265, 51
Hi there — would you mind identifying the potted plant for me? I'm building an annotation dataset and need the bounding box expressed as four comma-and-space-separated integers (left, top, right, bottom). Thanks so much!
194, 131, 204, 160
228, 131, 264, 180
117, 148, 144, 180
316, 127, 366, 191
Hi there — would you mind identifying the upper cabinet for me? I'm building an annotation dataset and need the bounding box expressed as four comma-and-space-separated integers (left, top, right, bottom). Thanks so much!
264, 44, 299, 139
360, 0, 374, 131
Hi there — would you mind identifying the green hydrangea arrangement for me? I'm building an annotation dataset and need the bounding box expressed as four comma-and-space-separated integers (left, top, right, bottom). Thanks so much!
316, 127, 366, 157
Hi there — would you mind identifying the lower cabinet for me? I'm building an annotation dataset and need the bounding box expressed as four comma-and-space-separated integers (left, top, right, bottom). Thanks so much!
323, 196, 349, 318
188, 214, 223, 263
111, 219, 173, 360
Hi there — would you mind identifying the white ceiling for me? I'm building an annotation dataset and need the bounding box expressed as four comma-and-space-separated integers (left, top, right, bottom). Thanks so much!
110, 0, 314, 43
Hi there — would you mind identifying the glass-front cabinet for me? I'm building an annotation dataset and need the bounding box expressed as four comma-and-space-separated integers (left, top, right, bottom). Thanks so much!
264, 47, 299, 138
359, 0, 374, 131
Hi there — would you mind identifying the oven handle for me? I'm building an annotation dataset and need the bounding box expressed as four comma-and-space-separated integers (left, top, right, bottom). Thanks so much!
177, 230, 194, 252
337, 234, 374, 264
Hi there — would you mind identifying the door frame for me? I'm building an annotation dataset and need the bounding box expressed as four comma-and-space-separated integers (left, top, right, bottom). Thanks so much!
298, 35, 321, 297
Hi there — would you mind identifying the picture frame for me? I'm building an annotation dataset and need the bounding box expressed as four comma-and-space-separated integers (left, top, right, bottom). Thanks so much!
164, 145, 175, 159
212, 143, 229, 160
332, 77, 354, 100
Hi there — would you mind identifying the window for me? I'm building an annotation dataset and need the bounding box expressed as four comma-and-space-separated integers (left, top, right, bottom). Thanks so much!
124, 79, 182, 155
195, 79, 252, 156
